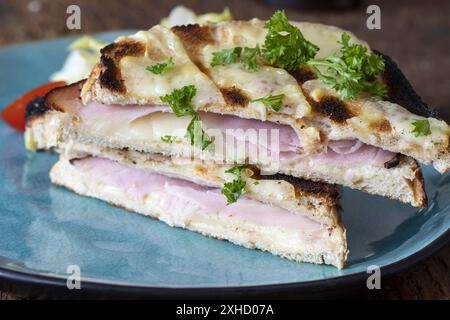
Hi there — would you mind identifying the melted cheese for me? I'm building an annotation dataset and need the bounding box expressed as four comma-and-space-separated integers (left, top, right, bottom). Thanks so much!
207, 64, 311, 118
303, 79, 450, 158
119, 26, 224, 109
82, 20, 449, 168
292, 22, 369, 58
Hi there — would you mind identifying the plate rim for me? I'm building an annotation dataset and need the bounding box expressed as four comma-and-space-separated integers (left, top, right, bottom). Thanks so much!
0, 229, 448, 299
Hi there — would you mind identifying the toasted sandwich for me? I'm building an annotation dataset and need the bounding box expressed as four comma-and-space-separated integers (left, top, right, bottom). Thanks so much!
26, 92, 348, 268
27, 16, 449, 207
24, 12, 450, 268
49, 153, 347, 268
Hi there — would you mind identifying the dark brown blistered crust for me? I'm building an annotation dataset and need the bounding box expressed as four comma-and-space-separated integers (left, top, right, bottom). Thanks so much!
25, 96, 47, 124
171, 24, 215, 65
289, 66, 318, 84
251, 168, 340, 203
378, 50, 438, 119
412, 159, 428, 208
220, 87, 249, 107
309, 95, 354, 123
98, 40, 146, 93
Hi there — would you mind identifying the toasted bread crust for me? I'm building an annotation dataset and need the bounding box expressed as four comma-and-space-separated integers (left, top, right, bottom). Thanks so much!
220, 87, 249, 107
308, 95, 354, 123
288, 67, 318, 84
171, 24, 215, 62
25, 96, 48, 123
411, 159, 428, 208
379, 51, 438, 119
98, 40, 146, 93
251, 170, 340, 205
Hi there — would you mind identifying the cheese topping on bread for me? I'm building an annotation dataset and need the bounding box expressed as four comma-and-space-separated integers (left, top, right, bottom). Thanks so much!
80, 19, 450, 172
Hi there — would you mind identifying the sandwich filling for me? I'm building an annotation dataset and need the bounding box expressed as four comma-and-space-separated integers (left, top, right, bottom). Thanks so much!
53, 84, 397, 169
72, 156, 335, 247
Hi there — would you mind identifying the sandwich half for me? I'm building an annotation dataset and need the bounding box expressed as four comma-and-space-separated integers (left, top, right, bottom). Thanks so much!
26, 16, 450, 207
26, 89, 348, 268
50, 153, 348, 269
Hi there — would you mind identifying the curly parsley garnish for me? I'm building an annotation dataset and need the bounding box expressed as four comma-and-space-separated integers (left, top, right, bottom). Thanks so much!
210, 11, 316, 72
307, 33, 387, 100
209, 11, 387, 101
146, 57, 174, 75
411, 119, 431, 137
261, 10, 319, 71
160, 85, 197, 116
160, 85, 212, 150
211, 46, 261, 71
240, 46, 261, 71
222, 165, 248, 205
211, 47, 242, 67
251, 94, 285, 112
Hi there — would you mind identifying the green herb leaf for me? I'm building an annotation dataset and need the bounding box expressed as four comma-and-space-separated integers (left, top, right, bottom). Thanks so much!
160, 85, 197, 116
251, 94, 285, 111
225, 165, 248, 176
411, 119, 431, 137
211, 47, 242, 67
307, 32, 387, 100
186, 114, 213, 150
146, 57, 174, 75
222, 165, 248, 205
241, 46, 261, 71
160, 135, 177, 143
261, 10, 319, 71
211, 46, 260, 71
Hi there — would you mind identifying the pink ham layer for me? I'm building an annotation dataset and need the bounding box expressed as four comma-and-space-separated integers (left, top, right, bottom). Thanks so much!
72, 157, 328, 234
58, 84, 396, 167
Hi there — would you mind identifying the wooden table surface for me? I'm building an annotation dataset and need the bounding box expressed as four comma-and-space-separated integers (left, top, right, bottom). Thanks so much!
0, 0, 449, 300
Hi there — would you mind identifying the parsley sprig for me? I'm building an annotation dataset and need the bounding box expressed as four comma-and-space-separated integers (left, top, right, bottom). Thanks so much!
251, 94, 285, 112
222, 165, 248, 205
261, 10, 319, 71
211, 47, 242, 67
210, 11, 316, 72
209, 11, 387, 101
160, 85, 213, 150
160, 85, 197, 117
307, 33, 387, 100
211, 46, 261, 71
411, 119, 431, 137
146, 57, 174, 75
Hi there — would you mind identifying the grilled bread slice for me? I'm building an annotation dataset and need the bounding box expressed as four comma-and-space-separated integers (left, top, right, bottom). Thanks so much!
80, 20, 449, 173
26, 83, 427, 207
50, 155, 348, 268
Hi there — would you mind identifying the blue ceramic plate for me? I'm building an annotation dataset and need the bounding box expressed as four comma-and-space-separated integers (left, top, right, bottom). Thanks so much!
0, 32, 449, 298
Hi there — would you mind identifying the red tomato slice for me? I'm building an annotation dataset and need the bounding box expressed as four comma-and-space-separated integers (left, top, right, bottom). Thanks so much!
1, 81, 66, 131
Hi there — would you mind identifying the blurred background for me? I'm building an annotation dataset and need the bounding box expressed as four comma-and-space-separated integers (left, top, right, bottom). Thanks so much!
0, 0, 449, 121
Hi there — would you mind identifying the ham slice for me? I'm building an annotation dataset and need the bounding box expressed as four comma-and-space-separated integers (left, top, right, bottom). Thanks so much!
73, 157, 329, 234
51, 84, 396, 168
310, 140, 396, 166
